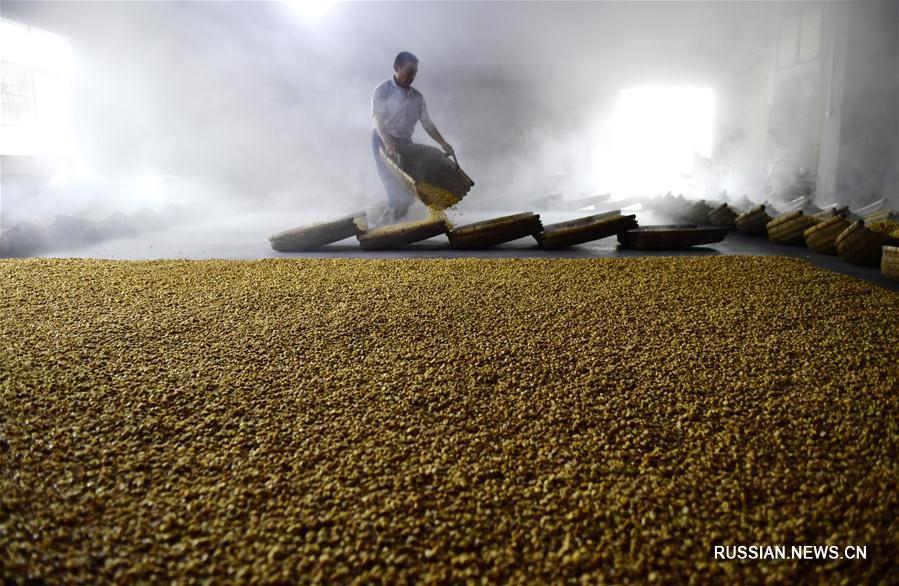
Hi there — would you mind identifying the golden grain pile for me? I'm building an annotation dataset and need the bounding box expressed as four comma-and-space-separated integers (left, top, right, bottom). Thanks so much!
1, 257, 898, 584
867, 220, 899, 236
417, 182, 462, 211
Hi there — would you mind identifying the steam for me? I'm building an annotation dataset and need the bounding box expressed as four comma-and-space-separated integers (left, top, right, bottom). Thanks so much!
1, 1, 896, 256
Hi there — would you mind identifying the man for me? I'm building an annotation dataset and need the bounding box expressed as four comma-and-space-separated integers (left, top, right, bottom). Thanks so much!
371, 51, 454, 225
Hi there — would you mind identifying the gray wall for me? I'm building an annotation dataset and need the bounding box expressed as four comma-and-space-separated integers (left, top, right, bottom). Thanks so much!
816, 1, 899, 207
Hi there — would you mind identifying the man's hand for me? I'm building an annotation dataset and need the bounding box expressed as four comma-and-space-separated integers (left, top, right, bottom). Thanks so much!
384, 138, 398, 159
441, 142, 455, 157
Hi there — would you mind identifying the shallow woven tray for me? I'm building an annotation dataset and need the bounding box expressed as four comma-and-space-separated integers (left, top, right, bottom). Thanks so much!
380, 144, 474, 211
863, 209, 896, 224
449, 212, 542, 249
269, 213, 364, 252
735, 205, 772, 236
883, 246, 899, 281
357, 216, 449, 250
617, 225, 728, 250
853, 198, 886, 219
804, 215, 852, 255
779, 195, 818, 215
836, 221, 898, 266
812, 206, 849, 221
767, 211, 820, 245
538, 212, 637, 249
708, 203, 739, 228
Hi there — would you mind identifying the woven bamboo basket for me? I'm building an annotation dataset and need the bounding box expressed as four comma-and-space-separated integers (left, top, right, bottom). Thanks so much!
708, 203, 739, 228
767, 211, 820, 245
800, 202, 822, 216
379, 144, 474, 211
779, 195, 816, 214
735, 205, 773, 236
863, 209, 897, 224
269, 213, 364, 252
357, 215, 448, 250
804, 215, 852, 255
835, 221, 895, 266
811, 206, 849, 221
853, 198, 886, 219
617, 225, 728, 250
449, 212, 543, 249
882, 246, 899, 281
538, 212, 637, 249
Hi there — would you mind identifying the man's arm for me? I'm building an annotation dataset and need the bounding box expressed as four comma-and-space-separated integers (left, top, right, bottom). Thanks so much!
373, 113, 397, 158
421, 107, 454, 156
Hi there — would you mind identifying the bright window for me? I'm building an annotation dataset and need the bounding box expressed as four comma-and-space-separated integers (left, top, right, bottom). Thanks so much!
609, 87, 714, 198
0, 18, 75, 155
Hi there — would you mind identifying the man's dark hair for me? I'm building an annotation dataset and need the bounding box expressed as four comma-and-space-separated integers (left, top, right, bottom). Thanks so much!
394, 51, 419, 69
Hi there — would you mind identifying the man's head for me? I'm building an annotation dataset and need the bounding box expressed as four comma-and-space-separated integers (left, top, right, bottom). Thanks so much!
393, 51, 418, 88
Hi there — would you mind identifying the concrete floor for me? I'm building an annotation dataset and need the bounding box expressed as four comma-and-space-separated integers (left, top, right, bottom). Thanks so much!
43, 209, 899, 292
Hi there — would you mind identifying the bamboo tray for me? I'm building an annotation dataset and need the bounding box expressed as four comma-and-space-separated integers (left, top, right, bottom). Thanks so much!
680, 200, 715, 225
812, 206, 849, 221
835, 221, 899, 266
708, 203, 740, 228
804, 215, 852, 255
779, 195, 818, 215
538, 212, 637, 249
449, 212, 542, 249
269, 213, 364, 252
882, 246, 899, 281
357, 216, 449, 250
852, 198, 886, 219
379, 144, 474, 210
735, 205, 772, 236
617, 225, 728, 250
767, 211, 820, 245
863, 209, 896, 224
